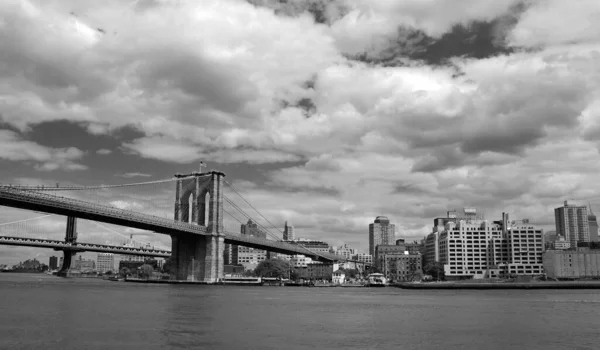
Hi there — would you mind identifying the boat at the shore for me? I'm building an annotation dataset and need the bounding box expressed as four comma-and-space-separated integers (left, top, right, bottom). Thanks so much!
365, 273, 387, 287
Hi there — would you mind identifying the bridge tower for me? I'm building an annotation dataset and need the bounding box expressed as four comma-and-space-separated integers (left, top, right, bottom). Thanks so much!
57, 216, 78, 277
170, 171, 225, 282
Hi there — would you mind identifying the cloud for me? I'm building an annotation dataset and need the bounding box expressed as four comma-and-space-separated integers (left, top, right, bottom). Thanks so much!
118, 172, 152, 178
507, 0, 600, 48
96, 149, 112, 155
0, 130, 87, 171
3, 0, 600, 254
123, 135, 302, 164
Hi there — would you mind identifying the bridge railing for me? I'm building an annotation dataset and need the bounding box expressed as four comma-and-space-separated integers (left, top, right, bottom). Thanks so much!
0, 236, 171, 256
0, 187, 207, 235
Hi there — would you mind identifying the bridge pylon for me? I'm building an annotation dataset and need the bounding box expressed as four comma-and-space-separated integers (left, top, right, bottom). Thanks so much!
170, 171, 225, 282
57, 216, 78, 277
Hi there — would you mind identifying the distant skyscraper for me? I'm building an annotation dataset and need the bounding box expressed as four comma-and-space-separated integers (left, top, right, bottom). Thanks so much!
241, 219, 267, 239
589, 203, 599, 242
555, 201, 590, 247
283, 221, 295, 241
369, 216, 396, 256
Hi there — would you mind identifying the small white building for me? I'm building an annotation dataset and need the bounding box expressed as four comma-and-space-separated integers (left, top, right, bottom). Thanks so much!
332, 270, 345, 284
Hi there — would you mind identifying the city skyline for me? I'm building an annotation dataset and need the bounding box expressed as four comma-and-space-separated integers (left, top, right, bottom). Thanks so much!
2, 1, 600, 263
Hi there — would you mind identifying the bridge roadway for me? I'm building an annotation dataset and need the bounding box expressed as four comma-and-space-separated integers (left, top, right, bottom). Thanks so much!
0, 187, 347, 262
0, 236, 171, 257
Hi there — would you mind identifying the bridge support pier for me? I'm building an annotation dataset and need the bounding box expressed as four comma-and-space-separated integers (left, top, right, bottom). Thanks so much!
170, 233, 224, 282
57, 216, 78, 277
57, 250, 77, 277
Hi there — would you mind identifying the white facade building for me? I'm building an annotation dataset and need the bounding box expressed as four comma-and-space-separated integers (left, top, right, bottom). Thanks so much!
96, 253, 115, 273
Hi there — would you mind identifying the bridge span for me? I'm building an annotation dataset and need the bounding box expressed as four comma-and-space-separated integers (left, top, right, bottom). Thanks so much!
0, 171, 351, 282
0, 236, 171, 257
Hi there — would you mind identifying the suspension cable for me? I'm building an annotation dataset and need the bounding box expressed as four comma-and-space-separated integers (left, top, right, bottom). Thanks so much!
0, 214, 54, 226
224, 196, 282, 241
223, 180, 287, 236
0, 174, 210, 191
223, 191, 329, 259
87, 220, 167, 249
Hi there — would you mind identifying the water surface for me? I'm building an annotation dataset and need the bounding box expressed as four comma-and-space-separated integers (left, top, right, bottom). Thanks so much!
0, 274, 598, 349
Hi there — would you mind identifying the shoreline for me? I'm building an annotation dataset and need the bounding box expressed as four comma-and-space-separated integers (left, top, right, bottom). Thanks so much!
395, 281, 600, 289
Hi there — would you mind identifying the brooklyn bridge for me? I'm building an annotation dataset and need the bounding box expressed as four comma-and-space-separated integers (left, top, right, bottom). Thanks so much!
0, 170, 354, 282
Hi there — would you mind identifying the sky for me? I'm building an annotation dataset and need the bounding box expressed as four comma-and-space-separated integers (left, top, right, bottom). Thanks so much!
1, 0, 600, 264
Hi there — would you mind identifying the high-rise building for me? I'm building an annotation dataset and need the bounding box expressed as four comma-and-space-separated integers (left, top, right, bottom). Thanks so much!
369, 216, 396, 256
49, 256, 58, 270
588, 203, 599, 242
427, 210, 545, 279
241, 219, 267, 239
96, 253, 115, 273
283, 221, 295, 241
232, 219, 268, 270
555, 200, 590, 247
335, 244, 356, 259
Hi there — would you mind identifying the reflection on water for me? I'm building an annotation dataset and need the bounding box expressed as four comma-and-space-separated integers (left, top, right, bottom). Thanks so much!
0, 274, 598, 349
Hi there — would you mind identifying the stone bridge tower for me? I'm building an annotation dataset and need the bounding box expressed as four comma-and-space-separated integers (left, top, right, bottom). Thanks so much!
170, 171, 225, 283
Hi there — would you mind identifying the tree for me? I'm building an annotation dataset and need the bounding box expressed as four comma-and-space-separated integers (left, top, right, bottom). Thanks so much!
119, 267, 131, 278
254, 259, 291, 278
424, 261, 445, 281
342, 268, 359, 279
243, 269, 257, 277
162, 258, 172, 274
139, 264, 155, 279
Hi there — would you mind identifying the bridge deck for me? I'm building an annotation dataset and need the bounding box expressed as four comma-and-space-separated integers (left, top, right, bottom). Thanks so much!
0, 236, 171, 257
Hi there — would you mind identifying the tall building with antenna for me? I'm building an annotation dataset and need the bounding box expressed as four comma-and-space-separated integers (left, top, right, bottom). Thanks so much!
283, 221, 295, 241
588, 203, 598, 242
554, 200, 590, 247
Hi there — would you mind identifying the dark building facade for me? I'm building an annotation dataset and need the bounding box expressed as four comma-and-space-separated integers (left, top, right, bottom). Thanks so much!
49, 256, 58, 270
589, 204, 598, 242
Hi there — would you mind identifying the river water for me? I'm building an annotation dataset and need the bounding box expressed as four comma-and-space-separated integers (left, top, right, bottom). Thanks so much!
0, 274, 598, 349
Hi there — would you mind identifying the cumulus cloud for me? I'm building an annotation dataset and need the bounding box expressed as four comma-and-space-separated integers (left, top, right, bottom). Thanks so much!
0, 130, 87, 171
3, 0, 600, 254
118, 172, 152, 178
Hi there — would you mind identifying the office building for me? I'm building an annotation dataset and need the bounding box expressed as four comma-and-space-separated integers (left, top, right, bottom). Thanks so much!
73, 256, 95, 271
379, 252, 422, 282
241, 219, 267, 239
487, 225, 545, 276
555, 200, 589, 247
553, 235, 571, 250
589, 204, 599, 242
353, 253, 373, 265
96, 253, 115, 273
283, 221, 295, 241
375, 244, 406, 262
335, 244, 356, 259
232, 219, 268, 270
427, 210, 544, 279
289, 239, 330, 254
369, 216, 396, 256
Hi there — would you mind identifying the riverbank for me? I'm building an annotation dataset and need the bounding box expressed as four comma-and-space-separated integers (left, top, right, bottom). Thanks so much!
123, 279, 369, 287
396, 281, 600, 289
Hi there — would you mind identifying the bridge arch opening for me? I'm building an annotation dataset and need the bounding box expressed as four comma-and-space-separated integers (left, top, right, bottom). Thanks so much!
188, 194, 194, 224
203, 191, 210, 226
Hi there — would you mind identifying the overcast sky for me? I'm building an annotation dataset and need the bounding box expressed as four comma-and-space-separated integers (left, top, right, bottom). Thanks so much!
1, 0, 600, 264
